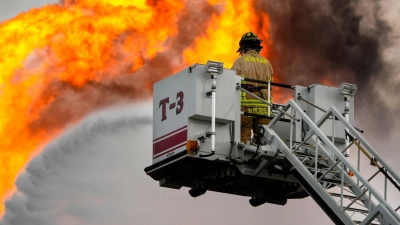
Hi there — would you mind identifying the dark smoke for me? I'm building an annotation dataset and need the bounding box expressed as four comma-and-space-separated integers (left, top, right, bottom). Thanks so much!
255, 0, 394, 133
257, 0, 390, 86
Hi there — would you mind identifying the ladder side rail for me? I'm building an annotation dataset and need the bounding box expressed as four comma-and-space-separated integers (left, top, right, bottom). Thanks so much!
267, 103, 291, 128
269, 104, 366, 200
359, 205, 381, 225
327, 106, 400, 187
267, 102, 370, 224
325, 106, 400, 217
313, 107, 400, 196
268, 101, 398, 223
311, 111, 377, 210
309, 138, 375, 211
264, 125, 356, 224
311, 105, 400, 221
360, 204, 400, 225
286, 105, 377, 214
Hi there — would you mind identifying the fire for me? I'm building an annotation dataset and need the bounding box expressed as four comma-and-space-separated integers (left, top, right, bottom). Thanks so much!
0, 0, 272, 215
184, 0, 271, 68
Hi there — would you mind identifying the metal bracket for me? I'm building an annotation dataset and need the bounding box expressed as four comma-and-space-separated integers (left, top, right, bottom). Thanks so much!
188, 64, 198, 73
197, 131, 211, 142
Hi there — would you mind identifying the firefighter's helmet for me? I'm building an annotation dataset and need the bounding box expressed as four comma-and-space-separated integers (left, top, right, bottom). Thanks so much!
237, 32, 263, 53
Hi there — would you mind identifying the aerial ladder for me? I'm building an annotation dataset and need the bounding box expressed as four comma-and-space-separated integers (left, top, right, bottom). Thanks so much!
145, 61, 400, 225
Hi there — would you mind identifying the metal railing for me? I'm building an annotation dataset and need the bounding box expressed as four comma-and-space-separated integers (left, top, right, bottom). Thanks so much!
264, 100, 400, 224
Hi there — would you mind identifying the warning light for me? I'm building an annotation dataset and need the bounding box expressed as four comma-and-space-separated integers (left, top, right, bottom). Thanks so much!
186, 140, 199, 154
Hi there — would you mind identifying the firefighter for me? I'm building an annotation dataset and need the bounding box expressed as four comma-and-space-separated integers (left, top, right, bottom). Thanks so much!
231, 32, 273, 144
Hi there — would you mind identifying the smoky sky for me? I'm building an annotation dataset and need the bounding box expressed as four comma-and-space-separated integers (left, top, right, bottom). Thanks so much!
257, 0, 389, 87
255, 0, 397, 134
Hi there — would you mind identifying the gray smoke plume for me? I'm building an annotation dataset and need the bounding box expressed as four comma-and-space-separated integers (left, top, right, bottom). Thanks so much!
256, 0, 388, 86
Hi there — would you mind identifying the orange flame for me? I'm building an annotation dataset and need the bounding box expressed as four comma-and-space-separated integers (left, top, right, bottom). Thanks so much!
0, 0, 272, 215
185, 1, 271, 68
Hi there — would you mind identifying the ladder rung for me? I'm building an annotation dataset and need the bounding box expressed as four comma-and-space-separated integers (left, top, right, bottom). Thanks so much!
323, 178, 351, 187
353, 220, 378, 225
329, 192, 357, 200
344, 207, 369, 214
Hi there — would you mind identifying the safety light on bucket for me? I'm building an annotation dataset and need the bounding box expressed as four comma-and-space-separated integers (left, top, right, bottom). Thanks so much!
338, 82, 357, 97
186, 140, 199, 154
205, 60, 223, 75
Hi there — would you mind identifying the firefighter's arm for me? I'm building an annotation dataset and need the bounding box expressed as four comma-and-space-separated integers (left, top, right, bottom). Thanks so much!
231, 58, 242, 75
